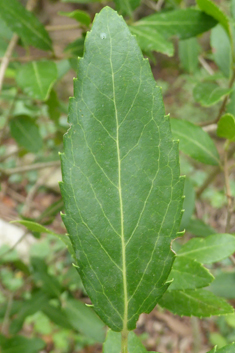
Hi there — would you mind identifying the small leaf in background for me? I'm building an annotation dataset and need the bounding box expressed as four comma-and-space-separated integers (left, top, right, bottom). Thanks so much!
207, 343, 235, 353
168, 256, 214, 291
193, 82, 232, 107
30, 257, 62, 297
158, 289, 234, 317
9, 115, 43, 153
42, 303, 73, 330
196, 0, 231, 38
217, 114, 235, 141
227, 86, 235, 115
180, 178, 195, 230
64, 299, 105, 343
9, 291, 49, 334
64, 37, 85, 57
207, 271, 235, 299
59, 10, 91, 27
209, 332, 227, 349
46, 89, 61, 122
178, 234, 235, 263
0, 335, 45, 353
186, 218, 217, 237
16, 61, 58, 101
171, 118, 220, 165
0, 0, 52, 50
12, 220, 75, 259
131, 9, 217, 41
178, 37, 199, 74
103, 330, 157, 353
129, 26, 174, 56
113, 0, 141, 17
211, 24, 232, 78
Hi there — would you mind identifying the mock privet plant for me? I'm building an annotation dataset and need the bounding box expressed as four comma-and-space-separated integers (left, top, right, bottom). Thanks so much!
59, 6, 234, 353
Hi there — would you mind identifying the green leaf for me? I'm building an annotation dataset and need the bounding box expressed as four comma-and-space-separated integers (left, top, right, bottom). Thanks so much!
9, 115, 43, 153
208, 271, 235, 299
9, 291, 49, 334
168, 256, 214, 291
0, 0, 52, 50
211, 24, 232, 78
186, 218, 217, 237
64, 298, 105, 343
217, 114, 235, 141
196, 0, 231, 38
170, 119, 220, 165
193, 82, 232, 107
207, 343, 235, 353
159, 289, 234, 317
46, 89, 60, 122
232, 0, 235, 18
42, 303, 73, 330
30, 257, 62, 297
129, 26, 174, 56
60, 6, 184, 332
0, 335, 45, 353
178, 234, 235, 264
59, 10, 91, 27
103, 330, 159, 353
113, 0, 141, 16
12, 220, 75, 259
227, 86, 235, 115
64, 37, 84, 56
131, 9, 217, 40
178, 37, 199, 74
180, 178, 195, 230
16, 61, 58, 101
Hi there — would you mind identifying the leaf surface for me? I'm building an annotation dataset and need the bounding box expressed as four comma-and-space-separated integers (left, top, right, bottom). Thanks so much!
168, 256, 214, 291
60, 6, 184, 331
159, 289, 234, 317
186, 218, 217, 237
170, 118, 220, 165
0, 0, 52, 50
16, 61, 57, 101
0, 335, 45, 353
64, 298, 105, 342
178, 38, 199, 74
196, 0, 231, 38
131, 9, 217, 40
113, 0, 141, 16
211, 24, 232, 78
180, 178, 195, 230
129, 26, 174, 56
208, 271, 235, 299
59, 10, 91, 26
193, 82, 232, 107
103, 330, 158, 353
217, 113, 235, 141
178, 234, 235, 263
9, 115, 43, 153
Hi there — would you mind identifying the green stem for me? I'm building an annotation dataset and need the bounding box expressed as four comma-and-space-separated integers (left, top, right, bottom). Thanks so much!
121, 330, 129, 353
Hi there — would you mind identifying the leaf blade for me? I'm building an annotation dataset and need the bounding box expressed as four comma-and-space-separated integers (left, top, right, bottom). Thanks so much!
60, 6, 184, 331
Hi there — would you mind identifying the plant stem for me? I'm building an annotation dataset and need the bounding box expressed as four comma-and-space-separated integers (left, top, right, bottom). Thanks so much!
191, 317, 201, 353
121, 330, 129, 353
224, 145, 234, 233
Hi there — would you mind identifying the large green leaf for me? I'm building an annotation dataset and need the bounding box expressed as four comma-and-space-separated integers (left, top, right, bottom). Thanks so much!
0, 335, 45, 353
60, 6, 184, 332
193, 82, 232, 107
208, 271, 235, 299
178, 37, 199, 74
0, 0, 52, 50
64, 298, 105, 343
9, 115, 43, 153
211, 24, 232, 78
159, 289, 234, 317
16, 61, 58, 101
103, 330, 158, 353
217, 113, 235, 141
178, 234, 235, 264
131, 9, 217, 40
168, 256, 214, 291
170, 118, 220, 165
196, 0, 231, 38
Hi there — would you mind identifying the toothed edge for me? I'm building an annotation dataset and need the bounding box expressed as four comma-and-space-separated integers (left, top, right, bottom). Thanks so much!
176, 230, 185, 236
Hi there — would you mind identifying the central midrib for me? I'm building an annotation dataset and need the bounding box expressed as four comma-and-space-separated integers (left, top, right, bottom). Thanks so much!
108, 25, 128, 331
